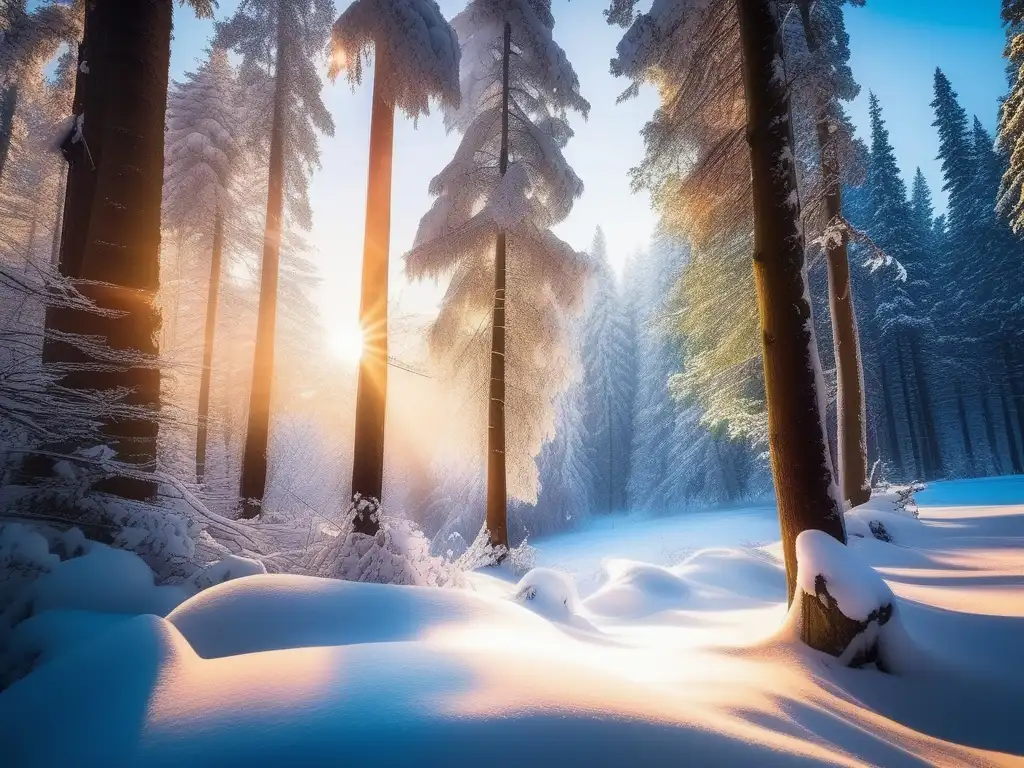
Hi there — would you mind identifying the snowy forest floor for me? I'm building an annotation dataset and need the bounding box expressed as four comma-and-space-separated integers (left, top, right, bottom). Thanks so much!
2, 477, 1024, 766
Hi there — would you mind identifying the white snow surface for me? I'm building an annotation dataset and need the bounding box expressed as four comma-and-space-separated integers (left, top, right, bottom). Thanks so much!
2, 477, 1024, 765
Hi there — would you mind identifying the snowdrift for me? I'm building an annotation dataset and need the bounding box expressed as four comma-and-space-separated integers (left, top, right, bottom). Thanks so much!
1, 479, 1022, 766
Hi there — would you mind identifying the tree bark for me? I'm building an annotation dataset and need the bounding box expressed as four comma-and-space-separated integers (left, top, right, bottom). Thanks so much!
196, 208, 224, 485
350, 49, 395, 535
954, 379, 974, 474
0, 84, 18, 185
796, 0, 869, 508
737, 0, 846, 606
485, 20, 512, 553
238, 20, 287, 518
909, 334, 943, 477
42, 0, 169, 501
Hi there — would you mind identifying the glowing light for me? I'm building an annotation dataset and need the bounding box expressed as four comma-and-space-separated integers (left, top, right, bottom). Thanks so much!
328, 322, 364, 363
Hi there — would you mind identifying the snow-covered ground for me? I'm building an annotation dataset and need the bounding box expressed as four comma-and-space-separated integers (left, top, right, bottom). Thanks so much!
2, 478, 1023, 766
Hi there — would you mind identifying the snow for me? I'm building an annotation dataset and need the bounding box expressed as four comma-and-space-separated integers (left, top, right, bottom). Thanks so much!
2, 477, 1023, 765
795, 528, 891, 621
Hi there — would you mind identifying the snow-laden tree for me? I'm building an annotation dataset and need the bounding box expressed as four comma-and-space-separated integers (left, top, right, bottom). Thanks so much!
163, 48, 244, 484
330, 0, 460, 534
579, 228, 634, 515
216, 0, 336, 517
405, 0, 590, 550
998, 0, 1024, 232
0, 0, 81, 184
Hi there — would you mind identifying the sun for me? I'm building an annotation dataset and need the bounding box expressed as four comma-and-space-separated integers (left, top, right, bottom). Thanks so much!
328, 322, 365, 363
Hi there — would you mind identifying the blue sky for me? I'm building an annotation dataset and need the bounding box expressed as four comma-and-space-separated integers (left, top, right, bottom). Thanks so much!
169, 0, 1011, 334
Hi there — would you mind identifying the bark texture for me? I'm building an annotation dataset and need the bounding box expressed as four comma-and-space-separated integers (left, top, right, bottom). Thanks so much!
485, 21, 512, 553
238, 21, 287, 518
737, 0, 846, 605
800, 575, 893, 670
350, 49, 395, 535
44, 0, 170, 501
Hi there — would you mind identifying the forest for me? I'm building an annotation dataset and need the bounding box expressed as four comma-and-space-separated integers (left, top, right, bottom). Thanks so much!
0, 0, 1023, 765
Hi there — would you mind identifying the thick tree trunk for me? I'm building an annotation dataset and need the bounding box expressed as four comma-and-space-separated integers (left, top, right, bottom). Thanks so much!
981, 387, 1004, 474
350, 50, 395, 536
879, 358, 903, 475
737, 0, 845, 607
196, 209, 224, 484
238, 25, 287, 519
797, 0, 869, 508
23, 216, 37, 271
0, 84, 17, 185
897, 341, 924, 479
485, 21, 512, 553
43, 0, 169, 501
909, 334, 943, 477
954, 379, 974, 474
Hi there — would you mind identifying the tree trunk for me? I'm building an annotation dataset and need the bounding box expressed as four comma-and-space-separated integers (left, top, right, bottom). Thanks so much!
897, 341, 924, 479
485, 20, 512, 553
0, 84, 17, 185
796, 0, 869, 508
737, 0, 845, 607
50, 164, 67, 267
196, 208, 224, 484
909, 334, 943, 477
42, 0, 169, 501
999, 385, 1023, 474
954, 379, 974, 474
879, 358, 903, 475
350, 49, 395, 536
238, 22, 287, 519
981, 387, 1004, 474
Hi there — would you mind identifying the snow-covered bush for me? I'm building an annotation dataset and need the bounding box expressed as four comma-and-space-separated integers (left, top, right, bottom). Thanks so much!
304, 497, 461, 587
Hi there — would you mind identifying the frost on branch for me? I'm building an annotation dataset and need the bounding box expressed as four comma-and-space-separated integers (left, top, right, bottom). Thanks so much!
330, 0, 460, 120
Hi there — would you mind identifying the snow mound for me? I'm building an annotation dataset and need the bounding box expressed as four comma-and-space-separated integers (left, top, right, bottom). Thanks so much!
15, 543, 187, 621
168, 573, 541, 659
513, 567, 582, 622
584, 560, 691, 618
675, 547, 786, 602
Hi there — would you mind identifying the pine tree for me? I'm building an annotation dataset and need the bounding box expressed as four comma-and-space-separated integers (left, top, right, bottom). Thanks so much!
406, 0, 590, 551
216, 0, 336, 517
579, 228, 633, 514
162, 48, 243, 484
736, 0, 846, 604
997, 0, 1024, 232
330, 0, 460, 534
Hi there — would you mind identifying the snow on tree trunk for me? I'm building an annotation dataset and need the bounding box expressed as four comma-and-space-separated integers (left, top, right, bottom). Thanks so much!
736, 0, 845, 604
239, 23, 288, 519
42, 0, 170, 501
792, 529, 915, 671
351, 49, 395, 536
196, 209, 224, 485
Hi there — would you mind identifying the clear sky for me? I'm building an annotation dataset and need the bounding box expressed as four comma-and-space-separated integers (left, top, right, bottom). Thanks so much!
169, 0, 1010, 338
